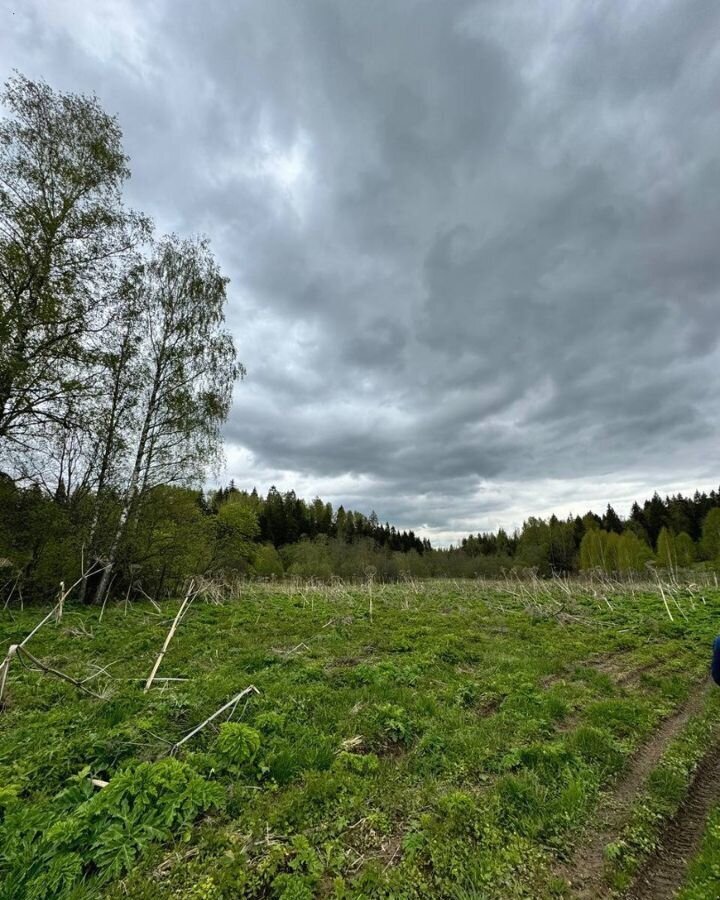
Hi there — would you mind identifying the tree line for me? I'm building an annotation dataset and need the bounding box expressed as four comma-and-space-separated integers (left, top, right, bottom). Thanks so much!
0, 477, 431, 603
0, 73, 436, 605
3, 474, 720, 604
216, 483, 428, 554
456, 489, 720, 577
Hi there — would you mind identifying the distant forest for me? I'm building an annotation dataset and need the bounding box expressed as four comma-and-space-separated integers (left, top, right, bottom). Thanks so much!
2, 477, 720, 604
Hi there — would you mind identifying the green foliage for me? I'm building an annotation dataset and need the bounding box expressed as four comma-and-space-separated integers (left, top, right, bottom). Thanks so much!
0, 73, 136, 445
284, 536, 334, 579
437, 790, 482, 837
566, 726, 623, 774
215, 723, 261, 770
657, 528, 695, 570
701, 508, 720, 561
617, 530, 653, 573
333, 751, 380, 776
368, 702, 413, 748
212, 498, 260, 574
128, 487, 214, 596
657, 527, 676, 569
580, 528, 652, 574
252, 543, 284, 577
0, 760, 223, 898
675, 532, 696, 567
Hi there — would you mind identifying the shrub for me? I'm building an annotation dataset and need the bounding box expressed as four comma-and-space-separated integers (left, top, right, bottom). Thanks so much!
215, 722, 261, 770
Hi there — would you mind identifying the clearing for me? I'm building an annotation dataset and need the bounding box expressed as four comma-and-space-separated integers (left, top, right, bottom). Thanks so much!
1, 578, 719, 899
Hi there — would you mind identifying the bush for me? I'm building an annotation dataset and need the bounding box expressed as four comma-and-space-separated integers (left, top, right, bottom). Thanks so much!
215, 723, 261, 770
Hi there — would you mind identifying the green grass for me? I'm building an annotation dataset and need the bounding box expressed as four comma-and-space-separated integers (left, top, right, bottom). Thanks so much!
0, 580, 717, 899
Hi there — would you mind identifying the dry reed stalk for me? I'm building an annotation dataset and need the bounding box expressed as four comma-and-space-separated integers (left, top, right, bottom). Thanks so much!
144, 580, 196, 692
14, 645, 104, 699
2, 572, 21, 610
0, 600, 61, 704
136, 586, 162, 612
171, 685, 260, 753
0, 644, 17, 704
56, 581, 65, 623
656, 576, 674, 622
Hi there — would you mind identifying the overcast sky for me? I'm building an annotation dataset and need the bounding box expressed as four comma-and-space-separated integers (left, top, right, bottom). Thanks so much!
3, 1, 720, 543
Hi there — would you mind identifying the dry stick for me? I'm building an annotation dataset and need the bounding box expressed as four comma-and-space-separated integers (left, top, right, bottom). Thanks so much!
99, 588, 111, 623
56, 581, 65, 623
15, 646, 104, 699
99, 577, 125, 623
57, 562, 110, 618
20, 604, 62, 647
129, 676, 189, 683
80, 660, 122, 684
3, 572, 20, 611
0, 599, 61, 705
171, 685, 260, 754
1, 570, 82, 694
668, 582, 688, 620
655, 574, 675, 622
143, 580, 196, 693
136, 585, 162, 613
0, 644, 17, 704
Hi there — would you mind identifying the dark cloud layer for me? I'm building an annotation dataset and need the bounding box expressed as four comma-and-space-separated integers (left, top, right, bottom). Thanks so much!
3, 1, 720, 542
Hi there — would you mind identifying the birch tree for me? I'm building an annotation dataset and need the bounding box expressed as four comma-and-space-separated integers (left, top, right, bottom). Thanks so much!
92, 235, 241, 603
0, 73, 143, 459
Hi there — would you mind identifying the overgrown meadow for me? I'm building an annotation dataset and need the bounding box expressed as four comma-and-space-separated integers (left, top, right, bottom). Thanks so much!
1, 578, 719, 899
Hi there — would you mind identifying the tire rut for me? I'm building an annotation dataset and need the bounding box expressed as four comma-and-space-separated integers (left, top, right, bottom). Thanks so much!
557, 678, 711, 899
626, 735, 720, 900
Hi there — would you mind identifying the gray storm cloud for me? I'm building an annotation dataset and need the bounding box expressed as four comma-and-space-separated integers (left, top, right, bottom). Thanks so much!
2, 0, 719, 542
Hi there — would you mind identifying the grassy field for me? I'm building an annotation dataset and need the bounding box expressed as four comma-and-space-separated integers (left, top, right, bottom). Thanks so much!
1, 578, 720, 899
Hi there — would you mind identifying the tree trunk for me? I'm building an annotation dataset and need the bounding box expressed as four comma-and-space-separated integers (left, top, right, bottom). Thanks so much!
92, 357, 162, 604
92, 496, 131, 605
79, 325, 135, 603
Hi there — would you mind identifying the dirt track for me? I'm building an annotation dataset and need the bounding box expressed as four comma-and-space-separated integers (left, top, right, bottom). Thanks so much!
626, 732, 720, 899
558, 678, 711, 899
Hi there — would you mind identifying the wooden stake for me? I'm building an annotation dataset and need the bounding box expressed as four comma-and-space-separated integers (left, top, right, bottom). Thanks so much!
171, 685, 259, 753
143, 581, 196, 693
